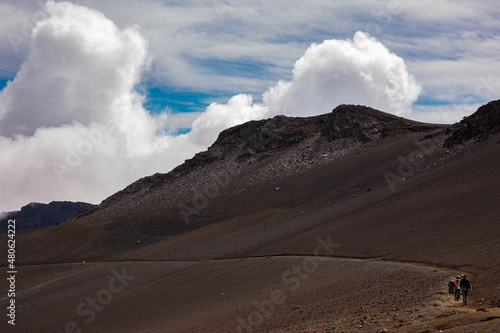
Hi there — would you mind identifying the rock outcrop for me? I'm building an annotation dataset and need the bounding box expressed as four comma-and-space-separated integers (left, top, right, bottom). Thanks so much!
444, 99, 500, 147
74, 104, 443, 222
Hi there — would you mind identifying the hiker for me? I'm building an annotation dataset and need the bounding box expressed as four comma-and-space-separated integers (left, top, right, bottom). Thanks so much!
454, 276, 461, 302
459, 274, 472, 305
447, 277, 455, 302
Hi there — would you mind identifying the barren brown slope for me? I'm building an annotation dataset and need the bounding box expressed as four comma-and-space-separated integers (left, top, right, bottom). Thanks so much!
1, 102, 500, 332
11, 104, 446, 264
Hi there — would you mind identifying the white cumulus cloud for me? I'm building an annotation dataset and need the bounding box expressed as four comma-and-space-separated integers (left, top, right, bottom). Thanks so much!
0, 2, 422, 212
189, 94, 271, 146
263, 31, 421, 117
0, 1, 200, 212
0, 1, 148, 137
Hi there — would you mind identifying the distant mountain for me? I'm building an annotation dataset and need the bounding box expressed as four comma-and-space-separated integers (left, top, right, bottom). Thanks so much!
0, 201, 94, 231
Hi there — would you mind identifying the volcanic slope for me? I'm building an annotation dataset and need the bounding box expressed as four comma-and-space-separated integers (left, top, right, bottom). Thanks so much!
1, 102, 500, 333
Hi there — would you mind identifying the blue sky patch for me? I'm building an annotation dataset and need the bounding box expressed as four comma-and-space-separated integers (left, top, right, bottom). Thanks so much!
189, 57, 277, 80
0, 78, 10, 90
414, 97, 454, 106
141, 86, 232, 114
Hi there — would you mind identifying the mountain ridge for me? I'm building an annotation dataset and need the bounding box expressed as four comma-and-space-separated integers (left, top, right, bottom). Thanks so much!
75, 104, 445, 221
0, 200, 94, 231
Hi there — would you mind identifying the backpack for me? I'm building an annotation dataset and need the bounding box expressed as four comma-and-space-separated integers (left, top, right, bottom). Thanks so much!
460, 279, 470, 292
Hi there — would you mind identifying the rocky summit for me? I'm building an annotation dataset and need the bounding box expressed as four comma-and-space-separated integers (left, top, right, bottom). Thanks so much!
75, 104, 443, 229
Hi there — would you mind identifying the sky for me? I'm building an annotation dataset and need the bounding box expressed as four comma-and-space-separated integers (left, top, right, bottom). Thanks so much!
0, 0, 499, 212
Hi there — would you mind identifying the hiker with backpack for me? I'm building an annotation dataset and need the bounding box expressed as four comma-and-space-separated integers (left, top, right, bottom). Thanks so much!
459, 274, 472, 305
454, 276, 461, 302
447, 277, 455, 302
